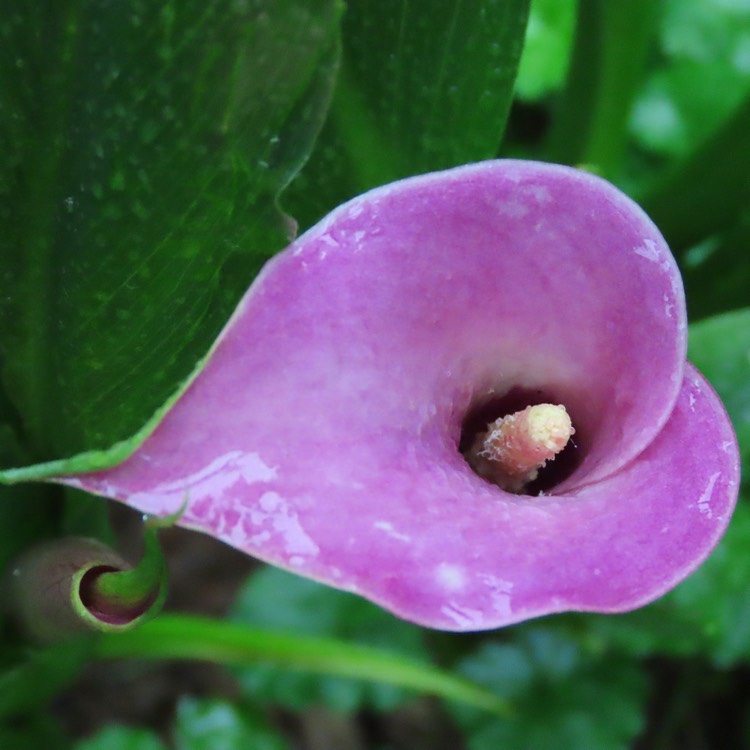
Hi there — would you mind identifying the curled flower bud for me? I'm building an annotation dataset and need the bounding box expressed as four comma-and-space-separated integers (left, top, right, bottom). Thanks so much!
4, 529, 167, 643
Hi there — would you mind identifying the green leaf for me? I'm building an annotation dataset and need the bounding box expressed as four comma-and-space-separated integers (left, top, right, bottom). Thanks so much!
0, 638, 92, 718
0, 483, 59, 571
0, 0, 342, 473
0, 393, 61, 565
75, 726, 166, 750
229, 566, 428, 712
174, 697, 288, 750
452, 626, 647, 750
286, 0, 531, 230
0, 714, 70, 750
94, 613, 512, 717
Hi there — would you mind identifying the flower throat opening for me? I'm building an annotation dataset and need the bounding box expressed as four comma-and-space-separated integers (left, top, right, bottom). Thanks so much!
459, 388, 582, 495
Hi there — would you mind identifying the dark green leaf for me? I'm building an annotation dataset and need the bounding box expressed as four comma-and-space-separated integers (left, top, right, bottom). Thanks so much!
286, 0, 531, 229
682, 213, 750, 321
59, 485, 115, 543
452, 626, 647, 750
0, 0, 342, 473
0, 638, 92, 718
641, 93, 750, 255
75, 725, 165, 750
0, 714, 70, 750
0, 483, 59, 571
174, 697, 288, 750
230, 566, 428, 712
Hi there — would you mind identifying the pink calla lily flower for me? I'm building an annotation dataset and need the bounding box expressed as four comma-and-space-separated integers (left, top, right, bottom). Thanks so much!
64, 161, 740, 630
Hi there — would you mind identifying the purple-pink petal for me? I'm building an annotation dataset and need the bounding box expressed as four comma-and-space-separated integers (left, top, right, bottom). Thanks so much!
63, 160, 740, 630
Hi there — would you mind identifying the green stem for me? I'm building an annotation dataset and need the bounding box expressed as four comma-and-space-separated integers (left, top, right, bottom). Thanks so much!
94, 613, 513, 717
545, 0, 655, 177
640, 93, 750, 256
681, 211, 750, 320
89, 524, 166, 610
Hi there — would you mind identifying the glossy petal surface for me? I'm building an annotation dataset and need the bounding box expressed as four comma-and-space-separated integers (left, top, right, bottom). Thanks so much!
63, 161, 739, 630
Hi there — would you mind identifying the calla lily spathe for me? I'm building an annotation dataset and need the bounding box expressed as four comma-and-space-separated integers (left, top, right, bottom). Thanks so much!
63, 161, 740, 630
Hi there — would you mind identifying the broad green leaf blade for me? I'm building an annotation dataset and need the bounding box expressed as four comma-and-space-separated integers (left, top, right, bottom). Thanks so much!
0, 483, 59, 571
0, 716, 69, 750
0, 415, 60, 568
95, 614, 512, 717
0, 0, 342, 472
75, 726, 166, 750
452, 627, 647, 750
0, 638, 92, 718
286, 0, 531, 229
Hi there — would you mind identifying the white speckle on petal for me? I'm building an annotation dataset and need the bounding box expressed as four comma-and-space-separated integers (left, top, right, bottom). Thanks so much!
260, 492, 281, 512
497, 200, 528, 218
698, 472, 721, 518
249, 530, 271, 545
373, 520, 411, 542
479, 574, 513, 616
440, 604, 484, 628
528, 185, 551, 203
663, 294, 674, 318
130, 451, 276, 514
248, 491, 320, 558
633, 238, 660, 262
436, 563, 466, 591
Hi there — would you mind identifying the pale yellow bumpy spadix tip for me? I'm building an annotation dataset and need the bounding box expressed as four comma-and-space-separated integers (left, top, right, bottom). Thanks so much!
475, 403, 575, 493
